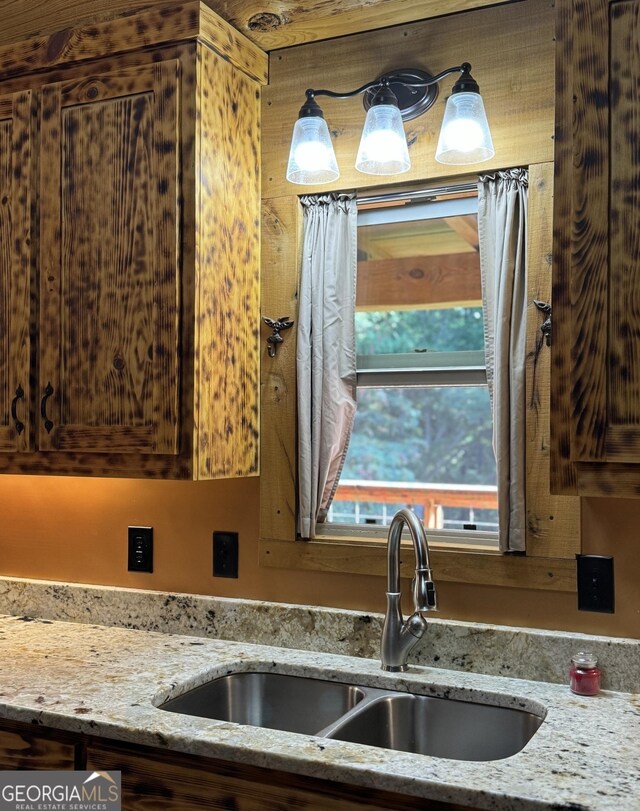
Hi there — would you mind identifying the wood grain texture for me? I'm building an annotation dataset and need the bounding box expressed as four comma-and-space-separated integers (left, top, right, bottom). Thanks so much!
566, 0, 609, 463
260, 539, 577, 592
39, 62, 181, 455
0, 2, 267, 84
217, 0, 515, 51
549, 0, 578, 494
551, 0, 640, 493
0, 0, 512, 53
87, 739, 475, 811
608, 0, 640, 429
259, 196, 301, 541
193, 42, 260, 478
356, 253, 481, 310
262, 0, 555, 199
0, 725, 77, 770
0, 91, 32, 453
525, 162, 580, 558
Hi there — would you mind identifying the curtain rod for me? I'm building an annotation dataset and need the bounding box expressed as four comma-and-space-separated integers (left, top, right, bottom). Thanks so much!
356, 182, 478, 208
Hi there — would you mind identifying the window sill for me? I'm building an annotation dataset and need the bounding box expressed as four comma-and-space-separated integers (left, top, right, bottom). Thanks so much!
259, 537, 577, 592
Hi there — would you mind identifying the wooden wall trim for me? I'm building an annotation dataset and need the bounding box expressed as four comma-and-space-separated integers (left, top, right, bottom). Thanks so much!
260, 539, 577, 592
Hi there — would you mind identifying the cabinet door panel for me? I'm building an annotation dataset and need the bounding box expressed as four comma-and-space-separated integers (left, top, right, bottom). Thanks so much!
552, 0, 640, 492
0, 91, 32, 452
39, 62, 180, 455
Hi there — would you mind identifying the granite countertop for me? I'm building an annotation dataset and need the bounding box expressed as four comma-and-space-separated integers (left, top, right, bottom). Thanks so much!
0, 612, 638, 811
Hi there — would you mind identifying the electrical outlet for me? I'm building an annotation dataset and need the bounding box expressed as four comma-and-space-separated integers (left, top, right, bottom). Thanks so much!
576, 554, 614, 613
213, 531, 239, 578
128, 526, 153, 573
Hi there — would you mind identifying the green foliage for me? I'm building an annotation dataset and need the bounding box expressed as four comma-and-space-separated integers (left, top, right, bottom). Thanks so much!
356, 307, 484, 354
342, 307, 496, 487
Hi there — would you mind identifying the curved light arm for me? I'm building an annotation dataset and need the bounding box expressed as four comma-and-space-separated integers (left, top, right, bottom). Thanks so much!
304, 63, 471, 102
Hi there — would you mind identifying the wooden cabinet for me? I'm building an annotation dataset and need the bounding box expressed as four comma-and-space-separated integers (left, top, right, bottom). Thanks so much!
0, 90, 33, 454
0, 719, 78, 769
551, 0, 640, 495
38, 61, 181, 458
0, 2, 265, 479
86, 739, 475, 811
0, 717, 478, 810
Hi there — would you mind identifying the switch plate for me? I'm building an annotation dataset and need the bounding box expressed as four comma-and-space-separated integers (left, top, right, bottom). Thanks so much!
213, 531, 239, 578
576, 554, 614, 613
128, 526, 153, 573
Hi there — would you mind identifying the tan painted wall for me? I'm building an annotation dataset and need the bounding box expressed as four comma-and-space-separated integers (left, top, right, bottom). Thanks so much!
0, 477, 637, 636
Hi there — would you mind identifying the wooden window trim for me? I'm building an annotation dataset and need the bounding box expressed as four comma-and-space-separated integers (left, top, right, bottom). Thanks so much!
260, 163, 580, 592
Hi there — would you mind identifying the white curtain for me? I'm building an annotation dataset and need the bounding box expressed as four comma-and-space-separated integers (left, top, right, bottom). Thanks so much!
477, 169, 529, 553
297, 193, 358, 539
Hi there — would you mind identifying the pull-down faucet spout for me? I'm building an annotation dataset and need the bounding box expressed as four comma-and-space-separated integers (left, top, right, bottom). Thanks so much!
380, 508, 438, 672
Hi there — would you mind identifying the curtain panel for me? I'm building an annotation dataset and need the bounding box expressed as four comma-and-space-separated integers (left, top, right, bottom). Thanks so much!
477, 168, 529, 553
297, 193, 358, 539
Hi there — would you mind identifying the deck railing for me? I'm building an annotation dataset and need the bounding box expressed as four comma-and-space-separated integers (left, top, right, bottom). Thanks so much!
329, 479, 498, 530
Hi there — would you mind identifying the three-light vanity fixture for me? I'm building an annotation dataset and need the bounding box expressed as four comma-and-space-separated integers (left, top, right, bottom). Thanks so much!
286, 63, 494, 185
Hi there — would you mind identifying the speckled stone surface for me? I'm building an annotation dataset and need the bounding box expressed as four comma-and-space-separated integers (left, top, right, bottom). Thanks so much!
0, 613, 638, 811
0, 576, 638, 692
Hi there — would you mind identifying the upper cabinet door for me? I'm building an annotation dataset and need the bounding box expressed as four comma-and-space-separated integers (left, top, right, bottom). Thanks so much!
0, 91, 32, 453
552, 0, 640, 496
38, 62, 181, 455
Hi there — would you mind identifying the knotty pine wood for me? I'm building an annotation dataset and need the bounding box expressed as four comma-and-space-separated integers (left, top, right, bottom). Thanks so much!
259, 196, 300, 540
218, 0, 515, 51
0, 91, 32, 454
0, 0, 513, 53
262, 0, 555, 199
0, 2, 267, 86
193, 42, 260, 479
87, 739, 476, 811
356, 253, 481, 311
525, 162, 580, 558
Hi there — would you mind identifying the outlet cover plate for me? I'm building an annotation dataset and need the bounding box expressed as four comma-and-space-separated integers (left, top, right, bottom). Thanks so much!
213, 531, 239, 578
576, 554, 614, 613
128, 526, 153, 573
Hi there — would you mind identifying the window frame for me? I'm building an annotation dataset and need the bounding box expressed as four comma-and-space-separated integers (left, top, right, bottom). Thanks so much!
259, 164, 580, 593
329, 191, 497, 544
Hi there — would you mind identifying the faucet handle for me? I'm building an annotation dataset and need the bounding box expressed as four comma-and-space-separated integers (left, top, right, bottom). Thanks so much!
413, 568, 438, 612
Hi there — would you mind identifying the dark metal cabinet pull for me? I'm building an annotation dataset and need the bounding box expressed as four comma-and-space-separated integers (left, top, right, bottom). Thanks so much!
41, 383, 54, 434
10, 385, 25, 435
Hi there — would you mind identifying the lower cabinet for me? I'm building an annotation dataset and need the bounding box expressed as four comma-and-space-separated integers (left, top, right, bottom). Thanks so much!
0, 719, 79, 769
0, 718, 479, 811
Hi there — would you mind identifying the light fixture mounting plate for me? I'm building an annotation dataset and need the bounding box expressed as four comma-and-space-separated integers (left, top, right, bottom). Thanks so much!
363, 69, 439, 121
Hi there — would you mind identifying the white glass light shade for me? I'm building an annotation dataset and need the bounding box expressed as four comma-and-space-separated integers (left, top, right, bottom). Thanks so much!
435, 92, 495, 165
286, 116, 339, 185
355, 104, 410, 175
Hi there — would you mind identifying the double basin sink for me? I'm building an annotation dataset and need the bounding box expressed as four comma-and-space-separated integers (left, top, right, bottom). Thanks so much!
159, 670, 544, 761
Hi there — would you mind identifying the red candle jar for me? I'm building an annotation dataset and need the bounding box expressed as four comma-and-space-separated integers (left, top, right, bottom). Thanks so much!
569, 651, 601, 696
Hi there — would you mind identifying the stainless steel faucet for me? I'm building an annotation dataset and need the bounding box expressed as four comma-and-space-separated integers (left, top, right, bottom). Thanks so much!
380, 508, 438, 672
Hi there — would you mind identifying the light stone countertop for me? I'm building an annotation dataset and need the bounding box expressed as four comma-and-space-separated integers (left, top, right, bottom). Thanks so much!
0, 612, 639, 811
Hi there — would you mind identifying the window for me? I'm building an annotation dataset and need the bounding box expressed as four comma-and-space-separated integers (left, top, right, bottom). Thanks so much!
323, 191, 498, 548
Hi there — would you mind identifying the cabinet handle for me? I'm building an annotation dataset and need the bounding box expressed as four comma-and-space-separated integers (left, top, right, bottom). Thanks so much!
10, 385, 25, 435
40, 383, 54, 434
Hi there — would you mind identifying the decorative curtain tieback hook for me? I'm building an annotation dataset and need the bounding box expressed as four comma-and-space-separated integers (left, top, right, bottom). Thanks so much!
263, 316, 294, 358
533, 300, 552, 347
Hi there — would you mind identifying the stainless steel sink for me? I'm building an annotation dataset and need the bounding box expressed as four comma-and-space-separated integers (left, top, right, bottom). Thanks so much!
324, 692, 543, 761
160, 672, 365, 735
159, 671, 544, 760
